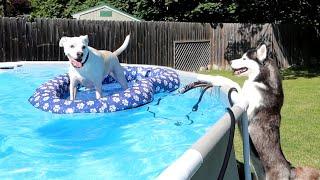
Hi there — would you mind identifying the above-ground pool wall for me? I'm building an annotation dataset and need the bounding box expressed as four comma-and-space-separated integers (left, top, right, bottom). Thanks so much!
192, 132, 239, 180
171, 71, 241, 180
191, 82, 239, 180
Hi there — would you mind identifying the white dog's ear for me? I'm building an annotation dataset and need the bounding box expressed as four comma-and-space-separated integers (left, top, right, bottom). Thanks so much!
80, 35, 89, 45
256, 44, 267, 62
59, 37, 68, 47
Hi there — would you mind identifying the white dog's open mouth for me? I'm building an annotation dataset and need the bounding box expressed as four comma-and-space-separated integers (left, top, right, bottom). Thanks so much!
233, 67, 248, 75
68, 56, 83, 68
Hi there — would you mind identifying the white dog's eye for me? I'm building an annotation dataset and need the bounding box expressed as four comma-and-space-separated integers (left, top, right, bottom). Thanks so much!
82, 46, 86, 50
70, 45, 74, 48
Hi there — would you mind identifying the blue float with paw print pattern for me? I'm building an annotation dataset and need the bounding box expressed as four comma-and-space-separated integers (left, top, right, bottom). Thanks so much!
28, 66, 180, 114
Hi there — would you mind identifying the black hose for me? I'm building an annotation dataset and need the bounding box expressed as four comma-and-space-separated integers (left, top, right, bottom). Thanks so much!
179, 81, 211, 94
0, 66, 14, 69
227, 87, 238, 107
192, 85, 213, 111
216, 87, 238, 179
217, 107, 236, 180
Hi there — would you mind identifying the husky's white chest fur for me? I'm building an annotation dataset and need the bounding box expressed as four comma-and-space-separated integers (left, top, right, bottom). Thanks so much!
242, 80, 266, 119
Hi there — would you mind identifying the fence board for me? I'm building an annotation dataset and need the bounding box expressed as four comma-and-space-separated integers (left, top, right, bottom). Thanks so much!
8, 18, 14, 62
120, 21, 126, 63
4, 18, 10, 62
43, 18, 49, 61
55, 19, 62, 61
20, 18, 27, 61
0, 18, 4, 62
49, 19, 55, 61
10, 18, 16, 62
16, 18, 23, 61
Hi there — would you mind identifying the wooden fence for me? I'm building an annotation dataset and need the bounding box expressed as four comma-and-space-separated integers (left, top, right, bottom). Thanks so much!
0, 17, 211, 68
0, 17, 319, 69
211, 23, 320, 68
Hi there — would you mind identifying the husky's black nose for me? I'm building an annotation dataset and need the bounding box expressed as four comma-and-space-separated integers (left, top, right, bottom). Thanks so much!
77, 52, 83, 58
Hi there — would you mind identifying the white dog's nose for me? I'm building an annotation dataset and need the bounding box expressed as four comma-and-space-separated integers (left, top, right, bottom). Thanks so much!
77, 52, 83, 58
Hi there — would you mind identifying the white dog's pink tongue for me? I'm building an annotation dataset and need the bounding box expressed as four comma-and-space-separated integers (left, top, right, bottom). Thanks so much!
70, 59, 82, 68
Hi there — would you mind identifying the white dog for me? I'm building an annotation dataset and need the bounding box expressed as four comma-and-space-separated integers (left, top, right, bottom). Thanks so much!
59, 35, 130, 100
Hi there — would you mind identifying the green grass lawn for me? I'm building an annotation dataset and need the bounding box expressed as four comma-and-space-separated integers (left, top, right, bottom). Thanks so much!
202, 68, 320, 169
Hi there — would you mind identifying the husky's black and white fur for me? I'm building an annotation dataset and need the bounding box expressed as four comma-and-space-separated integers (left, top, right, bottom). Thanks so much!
230, 44, 320, 180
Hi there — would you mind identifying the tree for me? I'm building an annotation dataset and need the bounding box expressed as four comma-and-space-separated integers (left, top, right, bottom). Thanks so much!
63, 0, 104, 17
107, 0, 238, 22
1, 0, 31, 16
30, 0, 64, 18
28, 0, 319, 28
2, 0, 7, 16
235, 0, 320, 25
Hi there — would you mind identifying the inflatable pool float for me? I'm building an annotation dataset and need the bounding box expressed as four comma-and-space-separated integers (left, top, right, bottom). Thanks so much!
28, 66, 180, 114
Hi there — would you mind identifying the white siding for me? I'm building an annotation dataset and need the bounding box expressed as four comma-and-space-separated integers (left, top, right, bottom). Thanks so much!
78, 7, 137, 21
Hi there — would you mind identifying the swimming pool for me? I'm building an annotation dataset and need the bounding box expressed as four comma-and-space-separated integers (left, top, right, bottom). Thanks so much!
0, 63, 227, 179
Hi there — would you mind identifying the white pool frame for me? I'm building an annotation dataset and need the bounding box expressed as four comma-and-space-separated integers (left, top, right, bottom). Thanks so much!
1, 61, 251, 180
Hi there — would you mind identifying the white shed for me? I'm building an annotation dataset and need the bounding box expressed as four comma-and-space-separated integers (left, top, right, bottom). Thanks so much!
72, 4, 142, 21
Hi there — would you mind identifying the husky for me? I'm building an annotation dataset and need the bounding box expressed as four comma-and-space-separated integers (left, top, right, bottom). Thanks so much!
230, 44, 320, 180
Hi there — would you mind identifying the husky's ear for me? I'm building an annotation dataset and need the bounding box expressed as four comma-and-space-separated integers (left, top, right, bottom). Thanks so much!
80, 35, 89, 45
59, 37, 68, 47
256, 44, 267, 62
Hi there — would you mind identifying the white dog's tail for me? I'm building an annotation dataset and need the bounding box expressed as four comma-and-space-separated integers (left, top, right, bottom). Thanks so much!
113, 34, 130, 56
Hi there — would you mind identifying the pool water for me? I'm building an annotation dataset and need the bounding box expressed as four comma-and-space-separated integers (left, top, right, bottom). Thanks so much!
0, 64, 226, 179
